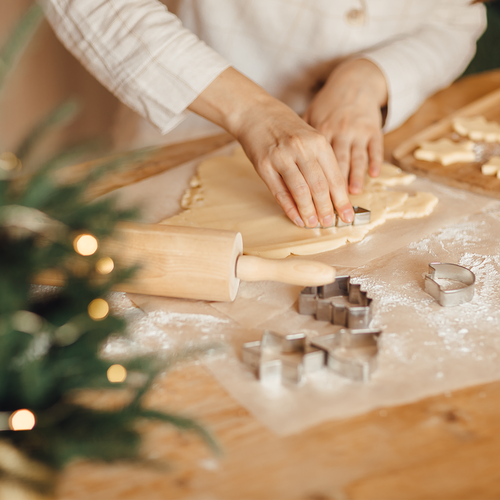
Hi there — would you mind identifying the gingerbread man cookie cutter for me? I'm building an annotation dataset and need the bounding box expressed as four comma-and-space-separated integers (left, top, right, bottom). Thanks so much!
424, 262, 475, 307
299, 276, 372, 329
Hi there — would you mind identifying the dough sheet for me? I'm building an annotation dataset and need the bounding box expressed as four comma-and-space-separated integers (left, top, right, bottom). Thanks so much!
161, 148, 438, 258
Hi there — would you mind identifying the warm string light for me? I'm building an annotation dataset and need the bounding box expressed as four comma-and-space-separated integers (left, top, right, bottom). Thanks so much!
88, 298, 109, 320
96, 256, 114, 274
107, 364, 127, 383
8, 410, 36, 431
0, 152, 22, 172
73, 234, 98, 256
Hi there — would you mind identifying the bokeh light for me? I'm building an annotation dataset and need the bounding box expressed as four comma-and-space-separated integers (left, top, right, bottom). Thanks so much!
96, 257, 114, 275
107, 364, 127, 383
73, 234, 98, 256
0, 152, 21, 171
88, 298, 109, 320
9, 409, 36, 431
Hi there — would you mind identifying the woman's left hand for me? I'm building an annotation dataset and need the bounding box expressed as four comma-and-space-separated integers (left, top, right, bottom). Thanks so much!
303, 58, 388, 194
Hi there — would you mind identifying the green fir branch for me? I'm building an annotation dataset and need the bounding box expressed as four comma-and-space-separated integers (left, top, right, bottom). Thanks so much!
0, 3, 44, 93
0, 1, 220, 479
15, 100, 81, 162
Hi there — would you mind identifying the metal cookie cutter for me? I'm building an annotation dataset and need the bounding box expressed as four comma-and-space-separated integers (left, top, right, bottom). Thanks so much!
311, 328, 382, 382
299, 276, 372, 329
306, 207, 371, 229
424, 262, 475, 307
242, 330, 325, 386
336, 206, 371, 228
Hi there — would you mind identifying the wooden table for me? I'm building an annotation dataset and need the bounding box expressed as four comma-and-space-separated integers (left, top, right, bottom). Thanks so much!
58, 70, 500, 500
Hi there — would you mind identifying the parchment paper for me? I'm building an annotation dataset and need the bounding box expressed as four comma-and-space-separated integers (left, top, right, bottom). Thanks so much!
102, 147, 500, 435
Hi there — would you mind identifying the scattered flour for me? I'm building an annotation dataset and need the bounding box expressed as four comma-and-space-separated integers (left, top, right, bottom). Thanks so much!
104, 292, 230, 359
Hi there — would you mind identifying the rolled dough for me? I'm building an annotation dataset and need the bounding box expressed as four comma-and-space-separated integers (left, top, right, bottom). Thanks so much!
453, 116, 500, 143
413, 138, 476, 166
481, 156, 500, 177
161, 148, 438, 258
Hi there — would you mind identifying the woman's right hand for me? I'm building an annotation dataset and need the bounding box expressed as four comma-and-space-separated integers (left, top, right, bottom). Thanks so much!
188, 67, 354, 228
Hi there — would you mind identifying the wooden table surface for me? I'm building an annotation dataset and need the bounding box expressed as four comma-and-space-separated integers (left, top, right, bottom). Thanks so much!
58, 70, 500, 500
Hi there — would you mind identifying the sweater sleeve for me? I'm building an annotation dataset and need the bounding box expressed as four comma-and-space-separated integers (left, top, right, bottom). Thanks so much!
40, 0, 231, 134
359, 0, 487, 132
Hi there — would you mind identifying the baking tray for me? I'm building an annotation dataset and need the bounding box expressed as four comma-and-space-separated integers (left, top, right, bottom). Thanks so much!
393, 88, 500, 199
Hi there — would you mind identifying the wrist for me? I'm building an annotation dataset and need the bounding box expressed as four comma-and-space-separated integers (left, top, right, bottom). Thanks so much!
326, 58, 388, 108
188, 67, 280, 139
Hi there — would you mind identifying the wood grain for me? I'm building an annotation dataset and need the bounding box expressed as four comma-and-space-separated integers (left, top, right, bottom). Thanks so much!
57, 132, 234, 200
55, 70, 500, 500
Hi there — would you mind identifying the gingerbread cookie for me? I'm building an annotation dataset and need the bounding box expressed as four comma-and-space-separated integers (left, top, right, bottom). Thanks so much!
481, 156, 500, 177
453, 116, 500, 143
414, 138, 475, 166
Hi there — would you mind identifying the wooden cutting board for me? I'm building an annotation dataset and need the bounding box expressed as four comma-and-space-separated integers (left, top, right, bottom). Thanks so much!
57, 132, 234, 200
392, 87, 500, 199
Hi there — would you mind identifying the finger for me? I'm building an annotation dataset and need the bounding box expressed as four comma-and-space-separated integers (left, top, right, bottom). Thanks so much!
259, 166, 305, 227
367, 132, 384, 177
316, 146, 354, 224
349, 139, 369, 194
297, 159, 336, 228
332, 135, 351, 185
278, 163, 320, 228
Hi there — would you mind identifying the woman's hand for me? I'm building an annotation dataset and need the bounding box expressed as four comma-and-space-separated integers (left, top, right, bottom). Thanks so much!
188, 67, 354, 228
303, 59, 388, 194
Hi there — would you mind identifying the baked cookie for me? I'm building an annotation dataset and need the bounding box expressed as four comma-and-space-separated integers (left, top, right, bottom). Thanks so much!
414, 138, 475, 166
481, 156, 500, 177
453, 116, 500, 143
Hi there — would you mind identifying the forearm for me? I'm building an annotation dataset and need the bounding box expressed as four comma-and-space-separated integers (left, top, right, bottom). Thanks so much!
188, 67, 297, 140
41, 0, 230, 134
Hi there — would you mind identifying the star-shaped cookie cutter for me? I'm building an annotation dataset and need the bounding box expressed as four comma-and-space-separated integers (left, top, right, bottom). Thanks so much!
242, 330, 325, 386
424, 262, 475, 307
311, 328, 382, 382
242, 327, 382, 384
299, 276, 372, 329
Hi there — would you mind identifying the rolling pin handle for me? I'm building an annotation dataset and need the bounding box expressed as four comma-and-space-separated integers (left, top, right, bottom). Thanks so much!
236, 255, 336, 287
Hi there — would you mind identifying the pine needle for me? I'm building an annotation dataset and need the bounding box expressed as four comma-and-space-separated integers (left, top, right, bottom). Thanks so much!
0, 4, 44, 93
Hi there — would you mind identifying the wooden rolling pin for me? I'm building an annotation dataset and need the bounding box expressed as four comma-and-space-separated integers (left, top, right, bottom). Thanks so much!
103, 223, 335, 301
35, 222, 335, 302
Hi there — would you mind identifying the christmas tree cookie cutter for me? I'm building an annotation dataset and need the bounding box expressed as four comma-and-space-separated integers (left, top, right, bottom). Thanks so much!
298, 276, 372, 329
242, 330, 325, 386
424, 262, 475, 307
242, 277, 380, 385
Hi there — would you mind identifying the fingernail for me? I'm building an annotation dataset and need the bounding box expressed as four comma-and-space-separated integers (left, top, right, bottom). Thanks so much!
307, 215, 318, 227
322, 214, 333, 227
341, 207, 354, 223
294, 216, 305, 227
350, 182, 361, 193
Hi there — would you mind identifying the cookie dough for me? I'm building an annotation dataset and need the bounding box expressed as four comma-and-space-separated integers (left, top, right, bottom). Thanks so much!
162, 148, 438, 259
481, 156, 500, 177
453, 116, 500, 143
414, 138, 476, 166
